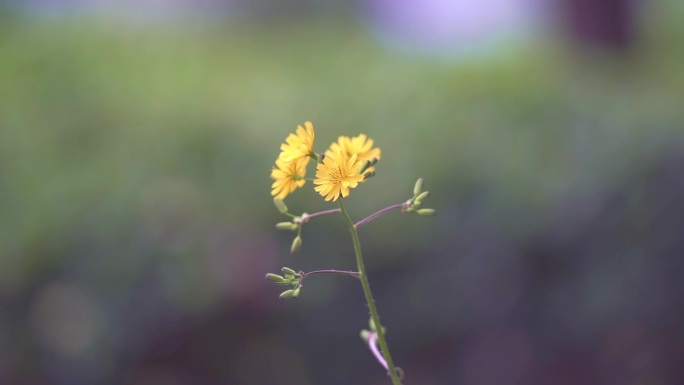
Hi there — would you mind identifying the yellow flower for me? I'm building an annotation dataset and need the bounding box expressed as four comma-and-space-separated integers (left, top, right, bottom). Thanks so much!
330, 134, 381, 162
279, 121, 315, 162
314, 152, 365, 201
271, 157, 309, 200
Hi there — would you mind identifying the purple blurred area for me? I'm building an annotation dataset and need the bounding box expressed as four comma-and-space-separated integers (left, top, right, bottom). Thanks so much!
367, 0, 545, 56
1, 1, 683, 385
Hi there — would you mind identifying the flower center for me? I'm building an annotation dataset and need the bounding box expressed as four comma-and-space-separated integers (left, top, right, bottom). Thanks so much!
331, 163, 348, 182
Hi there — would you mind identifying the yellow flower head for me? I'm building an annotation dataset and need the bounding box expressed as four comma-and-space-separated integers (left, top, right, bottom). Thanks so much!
279, 121, 315, 162
329, 134, 381, 173
271, 157, 309, 200
314, 152, 365, 201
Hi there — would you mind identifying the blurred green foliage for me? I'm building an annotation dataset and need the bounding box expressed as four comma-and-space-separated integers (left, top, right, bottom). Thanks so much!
1, 15, 682, 277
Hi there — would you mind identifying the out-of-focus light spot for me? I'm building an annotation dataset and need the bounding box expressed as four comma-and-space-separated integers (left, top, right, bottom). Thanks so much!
29, 281, 105, 358
461, 327, 532, 385
366, 0, 545, 57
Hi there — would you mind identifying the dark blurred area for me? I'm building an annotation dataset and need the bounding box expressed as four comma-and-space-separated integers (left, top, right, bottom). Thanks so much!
1, 1, 683, 384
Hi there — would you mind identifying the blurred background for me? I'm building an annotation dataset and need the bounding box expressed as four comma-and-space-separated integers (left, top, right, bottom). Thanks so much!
1, 0, 684, 384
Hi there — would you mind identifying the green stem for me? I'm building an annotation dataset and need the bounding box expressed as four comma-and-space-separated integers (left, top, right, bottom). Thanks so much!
338, 199, 402, 385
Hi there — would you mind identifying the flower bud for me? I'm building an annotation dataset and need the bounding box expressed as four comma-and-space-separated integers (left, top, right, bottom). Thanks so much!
358, 160, 372, 174
290, 236, 302, 253
413, 178, 424, 196
416, 191, 431, 203
273, 198, 288, 214
281, 267, 298, 276
279, 289, 295, 299
363, 171, 375, 180
276, 222, 296, 231
292, 287, 301, 298
265, 273, 285, 283
417, 208, 436, 216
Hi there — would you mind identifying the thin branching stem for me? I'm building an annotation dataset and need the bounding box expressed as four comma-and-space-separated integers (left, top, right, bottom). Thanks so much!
354, 202, 410, 228
300, 269, 360, 280
300, 209, 341, 223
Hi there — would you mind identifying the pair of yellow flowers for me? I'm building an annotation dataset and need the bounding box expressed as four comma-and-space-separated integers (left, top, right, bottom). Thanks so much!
271, 122, 381, 202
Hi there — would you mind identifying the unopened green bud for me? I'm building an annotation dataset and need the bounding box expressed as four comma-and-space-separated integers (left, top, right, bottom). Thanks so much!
358, 160, 372, 174
416, 191, 431, 203
273, 198, 288, 214
290, 236, 302, 253
369, 157, 378, 166
417, 208, 436, 216
279, 289, 296, 299
413, 178, 424, 196
292, 287, 301, 298
266, 273, 285, 283
363, 171, 375, 180
281, 267, 297, 276
276, 222, 296, 231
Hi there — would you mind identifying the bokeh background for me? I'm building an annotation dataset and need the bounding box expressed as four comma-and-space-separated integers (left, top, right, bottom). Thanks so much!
1, 1, 684, 384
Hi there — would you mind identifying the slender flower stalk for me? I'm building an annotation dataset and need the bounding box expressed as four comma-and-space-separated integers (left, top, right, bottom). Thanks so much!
354, 202, 409, 228
299, 269, 361, 280
338, 199, 402, 385
299, 209, 341, 223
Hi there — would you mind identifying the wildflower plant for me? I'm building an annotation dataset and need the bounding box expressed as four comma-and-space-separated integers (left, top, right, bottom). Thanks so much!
267, 121, 435, 385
